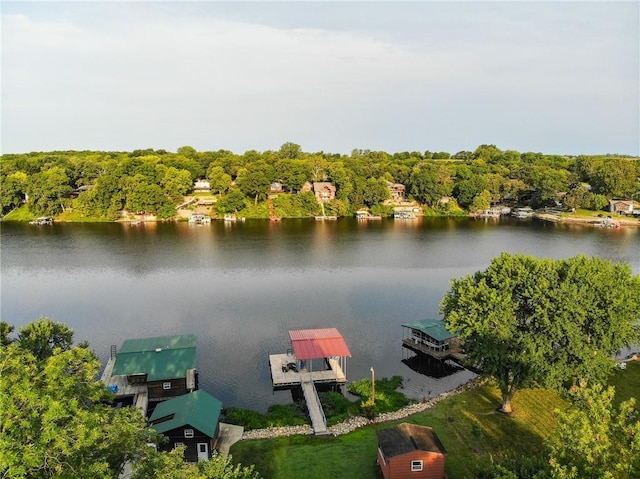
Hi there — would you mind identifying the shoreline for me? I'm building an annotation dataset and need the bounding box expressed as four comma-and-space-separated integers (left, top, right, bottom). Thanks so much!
533, 212, 640, 228
240, 377, 485, 441
9, 213, 640, 228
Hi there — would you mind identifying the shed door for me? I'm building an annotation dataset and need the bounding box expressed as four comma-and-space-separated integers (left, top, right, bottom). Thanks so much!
197, 442, 208, 461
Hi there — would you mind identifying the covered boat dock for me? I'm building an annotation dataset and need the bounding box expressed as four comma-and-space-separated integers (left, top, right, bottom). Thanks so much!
269, 328, 351, 434
402, 319, 465, 362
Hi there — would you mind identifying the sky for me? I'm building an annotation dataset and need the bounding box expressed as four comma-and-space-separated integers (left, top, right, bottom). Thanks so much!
2, 1, 639, 156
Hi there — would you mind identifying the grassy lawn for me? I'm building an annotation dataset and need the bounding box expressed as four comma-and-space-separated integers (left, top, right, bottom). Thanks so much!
231, 362, 640, 479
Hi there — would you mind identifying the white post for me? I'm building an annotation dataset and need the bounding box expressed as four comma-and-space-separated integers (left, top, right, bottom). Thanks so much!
370, 367, 375, 404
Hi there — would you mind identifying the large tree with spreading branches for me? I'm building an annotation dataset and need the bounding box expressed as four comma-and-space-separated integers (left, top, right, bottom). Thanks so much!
441, 253, 640, 414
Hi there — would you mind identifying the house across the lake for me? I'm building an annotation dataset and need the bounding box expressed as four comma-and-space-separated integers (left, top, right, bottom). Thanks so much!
149, 390, 223, 462
376, 423, 447, 479
312, 182, 336, 203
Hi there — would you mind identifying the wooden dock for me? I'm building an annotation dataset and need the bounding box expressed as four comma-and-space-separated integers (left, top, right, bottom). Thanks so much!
100, 356, 148, 416
269, 353, 345, 435
402, 338, 466, 363
300, 374, 328, 435
269, 354, 346, 388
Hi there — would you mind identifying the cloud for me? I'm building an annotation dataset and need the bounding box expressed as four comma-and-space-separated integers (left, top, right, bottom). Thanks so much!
2, 2, 638, 155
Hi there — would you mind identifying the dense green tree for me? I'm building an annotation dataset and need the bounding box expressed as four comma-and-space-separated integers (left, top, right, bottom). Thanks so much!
177, 145, 198, 158
27, 166, 73, 216
327, 162, 353, 201
275, 160, 310, 192
278, 142, 302, 160
0, 171, 28, 213
548, 384, 640, 479
17, 317, 74, 361
127, 182, 173, 216
441, 253, 640, 413
454, 175, 490, 209
0, 321, 14, 347
1, 323, 153, 478
592, 158, 638, 198
236, 162, 273, 204
470, 189, 492, 213
363, 177, 390, 207
132, 447, 260, 479
522, 165, 570, 205
474, 144, 501, 162
409, 162, 453, 206
217, 188, 247, 214
572, 156, 603, 184
160, 167, 192, 200
207, 166, 232, 196
563, 185, 592, 210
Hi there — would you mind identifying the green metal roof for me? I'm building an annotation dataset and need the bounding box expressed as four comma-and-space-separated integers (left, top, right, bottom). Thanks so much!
112, 334, 197, 381
402, 319, 457, 341
149, 390, 222, 438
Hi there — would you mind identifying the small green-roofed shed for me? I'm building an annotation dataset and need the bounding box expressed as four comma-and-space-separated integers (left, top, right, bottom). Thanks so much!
112, 334, 197, 381
402, 319, 457, 341
149, 390, 222, 438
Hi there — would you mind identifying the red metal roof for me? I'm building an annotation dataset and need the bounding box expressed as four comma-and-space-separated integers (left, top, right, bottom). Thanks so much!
288, 328, 352, 360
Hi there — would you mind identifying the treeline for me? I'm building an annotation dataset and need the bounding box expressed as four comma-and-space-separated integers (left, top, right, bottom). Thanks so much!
1, 143, 638, 220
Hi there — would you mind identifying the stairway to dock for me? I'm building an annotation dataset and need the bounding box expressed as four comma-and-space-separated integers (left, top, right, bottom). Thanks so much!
300, 374, 328, 435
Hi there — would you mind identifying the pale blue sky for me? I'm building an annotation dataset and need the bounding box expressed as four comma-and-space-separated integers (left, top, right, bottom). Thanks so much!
2, 1, 638, 155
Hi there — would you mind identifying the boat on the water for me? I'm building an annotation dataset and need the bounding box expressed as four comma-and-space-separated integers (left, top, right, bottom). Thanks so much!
188, 213, 211, 224
511, 207, 533, 219
393, 211, 416, 219
355, 210, 382, 220
29, 217, 53, 225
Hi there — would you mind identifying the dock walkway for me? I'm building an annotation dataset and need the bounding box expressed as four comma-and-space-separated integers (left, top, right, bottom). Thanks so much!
300, 374, 328, 435
402, 338, 466, 363
269, 354, 343, 435
100, 356, 148, 417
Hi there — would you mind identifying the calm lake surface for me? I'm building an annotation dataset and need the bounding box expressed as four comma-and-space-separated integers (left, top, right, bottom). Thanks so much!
2, 218, 638, 411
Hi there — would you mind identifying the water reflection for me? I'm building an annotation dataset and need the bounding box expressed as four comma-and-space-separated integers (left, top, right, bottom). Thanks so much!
1, 219, 638, 411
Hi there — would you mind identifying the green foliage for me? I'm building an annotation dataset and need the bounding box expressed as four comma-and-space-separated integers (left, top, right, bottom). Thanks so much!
477, 454, 552, 479
347, 375, 408, 416
0, 321, 14, 346
27, 166, 73, 216
2, 148, 638, 221
470, 189, 492, 213
548, 384, 640, 479
217, 188, 247, 215
592, 158, 638, 198
207, 166, 232, 195
17, 317, 74, 360
1, 326, 153, 478
272, 192, 320, 217
318, 392, 356, 425
132, 448, 261, 479
0, 171, 28, 214
441, 253, 640, 414
222, 404, 307, 430
362, 177, 390, 207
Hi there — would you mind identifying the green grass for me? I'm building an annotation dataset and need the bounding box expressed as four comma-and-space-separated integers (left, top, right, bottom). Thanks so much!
2, 205, 34, 221
231, 363, 640, 479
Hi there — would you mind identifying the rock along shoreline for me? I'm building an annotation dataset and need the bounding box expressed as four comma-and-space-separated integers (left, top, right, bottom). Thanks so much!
241, 377, 485, 441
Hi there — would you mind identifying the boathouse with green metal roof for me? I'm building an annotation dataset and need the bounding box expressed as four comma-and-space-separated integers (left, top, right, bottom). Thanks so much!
149, 390, 222, 462
111, 334, 198, 403
402, 319, 462, 360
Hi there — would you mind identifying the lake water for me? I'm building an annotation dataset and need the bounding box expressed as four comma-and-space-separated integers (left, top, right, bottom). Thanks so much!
2, 218, 638, 411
